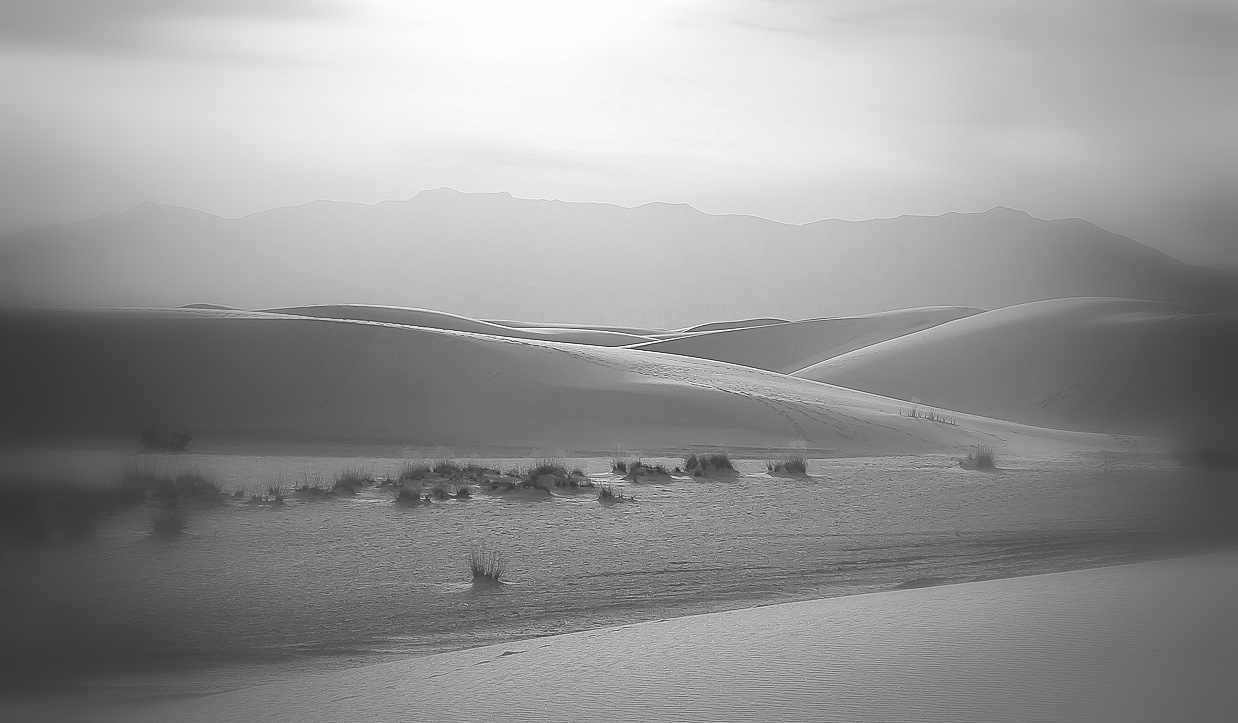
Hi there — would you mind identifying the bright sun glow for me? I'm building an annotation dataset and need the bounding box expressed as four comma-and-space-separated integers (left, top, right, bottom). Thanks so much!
391, 0, 670, 63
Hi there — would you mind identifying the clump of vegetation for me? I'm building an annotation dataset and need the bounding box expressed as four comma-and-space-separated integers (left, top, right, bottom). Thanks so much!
527, 460, 570, 480
455, 485, 472, 499
431, 485, 451, 500
332, 468, 372, 494
150, 508, 189, 537
611, 459, 628, 474
624, 460, 670, 480
265, 484, 286, 505
433, 461, 464, 478
461, 464, 498, 481
767, 455, 808, 474
903, 403, 957, 426
468, 543, 508, 583
960, 445, 996, 470
597, 484, 634, 503
394, 487, 428, 506
684, 453, 734, 477
523, 460, 574, 489
398, 463, 432, 482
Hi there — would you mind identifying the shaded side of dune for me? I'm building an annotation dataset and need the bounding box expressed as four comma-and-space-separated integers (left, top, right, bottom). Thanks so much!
0, 307, 1092, 453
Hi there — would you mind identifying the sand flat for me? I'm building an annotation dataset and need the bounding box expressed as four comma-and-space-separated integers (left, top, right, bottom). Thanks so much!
120, 552, 1236, 722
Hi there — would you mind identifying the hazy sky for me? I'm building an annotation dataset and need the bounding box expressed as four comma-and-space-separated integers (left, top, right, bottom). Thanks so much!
1, 0, 1234, 266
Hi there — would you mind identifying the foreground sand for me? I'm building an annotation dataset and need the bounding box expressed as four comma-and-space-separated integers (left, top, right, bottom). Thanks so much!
120, 553, 1236, 723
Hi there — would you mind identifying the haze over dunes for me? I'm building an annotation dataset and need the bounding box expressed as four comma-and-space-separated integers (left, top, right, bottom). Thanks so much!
263, 304, 655, 346
0, 306, 1097, 454
634, 307, 983, 374
1, 190, 1232, 327
796, 298, 1236, 436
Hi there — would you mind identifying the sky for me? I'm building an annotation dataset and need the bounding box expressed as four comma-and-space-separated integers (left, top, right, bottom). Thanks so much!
0, 0, 1234, 267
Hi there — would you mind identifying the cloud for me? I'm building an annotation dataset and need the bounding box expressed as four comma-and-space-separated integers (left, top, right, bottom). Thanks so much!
0, 0, 344, 54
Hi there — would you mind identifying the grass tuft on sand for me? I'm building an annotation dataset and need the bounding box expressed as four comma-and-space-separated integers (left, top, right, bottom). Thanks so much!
150, 508, 189, 536
468, 543, 508, 583
684, 453, 734, 477
333, 468, 372, 494
767, 455, 808, 474
960, 445, 996, 470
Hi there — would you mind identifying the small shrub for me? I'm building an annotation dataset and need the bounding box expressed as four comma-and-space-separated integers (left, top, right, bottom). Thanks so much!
768, 456, 807, 474
960, 445, 996, 470
597, 484, 633, 502
394, 487, 426, 505
399, 463, 432, 482
174, 473, 221, 499
468, 543, 507, 583
455, 486, 472, 499
150, 509, 189, 536
611, 460, 628, 473
333, 468, 371, 494
526, 460, 569, 480
684, 453, 734, 476
433, 461, 463, 478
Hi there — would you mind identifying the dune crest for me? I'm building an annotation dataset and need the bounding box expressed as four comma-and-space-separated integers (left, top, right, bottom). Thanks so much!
635, 306, 983, 373
795, 297, 1232, 435
0, 306, 1104, 453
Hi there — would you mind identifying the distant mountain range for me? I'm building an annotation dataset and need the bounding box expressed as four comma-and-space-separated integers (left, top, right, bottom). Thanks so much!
1, 189, 1232, 327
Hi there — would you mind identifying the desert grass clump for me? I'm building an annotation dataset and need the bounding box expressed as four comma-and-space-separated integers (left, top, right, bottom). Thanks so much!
455, 485, 472, 499
174, 473, 222, 500
394, 487, 427, 505
264, 484, 286, 505
624, 460, 670, 480
611, 459, 628, 474
526, 460, 570, 480
398, 463, 432, 482
468, 543, 508, 583
903, 403, 957, 426
433, 461, 464, 478
684, 453, 734, 477
597, 484, 634, 502
960, 445, 996, 470
767, 455, 808, 474
150, 508, 189, 537
332, 468, 372, 494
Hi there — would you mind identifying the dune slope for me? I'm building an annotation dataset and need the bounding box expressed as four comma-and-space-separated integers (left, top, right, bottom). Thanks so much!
795, 298, 1234, 435
0, 307, 1099, 453
116, 554, 1236, 723
635, 307, 982, 373
262, 304, 654, 346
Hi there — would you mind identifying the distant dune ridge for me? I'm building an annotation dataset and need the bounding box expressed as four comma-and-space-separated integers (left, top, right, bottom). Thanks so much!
795, 297, 1236, 437
0, 306, 1104, 453
261, 304, 655, 346
0, 189, 1232, 327
634, 306, 984, 374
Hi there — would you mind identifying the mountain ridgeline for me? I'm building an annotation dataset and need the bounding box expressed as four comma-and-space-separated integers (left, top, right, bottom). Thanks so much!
0, 189, 1232, 327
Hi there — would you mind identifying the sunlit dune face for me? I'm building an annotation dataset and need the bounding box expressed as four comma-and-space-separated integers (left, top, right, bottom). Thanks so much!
385, 0, 669, 63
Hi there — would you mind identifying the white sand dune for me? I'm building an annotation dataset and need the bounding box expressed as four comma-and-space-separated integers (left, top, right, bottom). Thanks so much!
0, 306, 1105, 454
796, 297, 1235, 434
675, 317, 791, 334
118, 553, 1237, 723
263, 304, 655, 346
635, 307, 982, 374
481, 318, 666, 337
